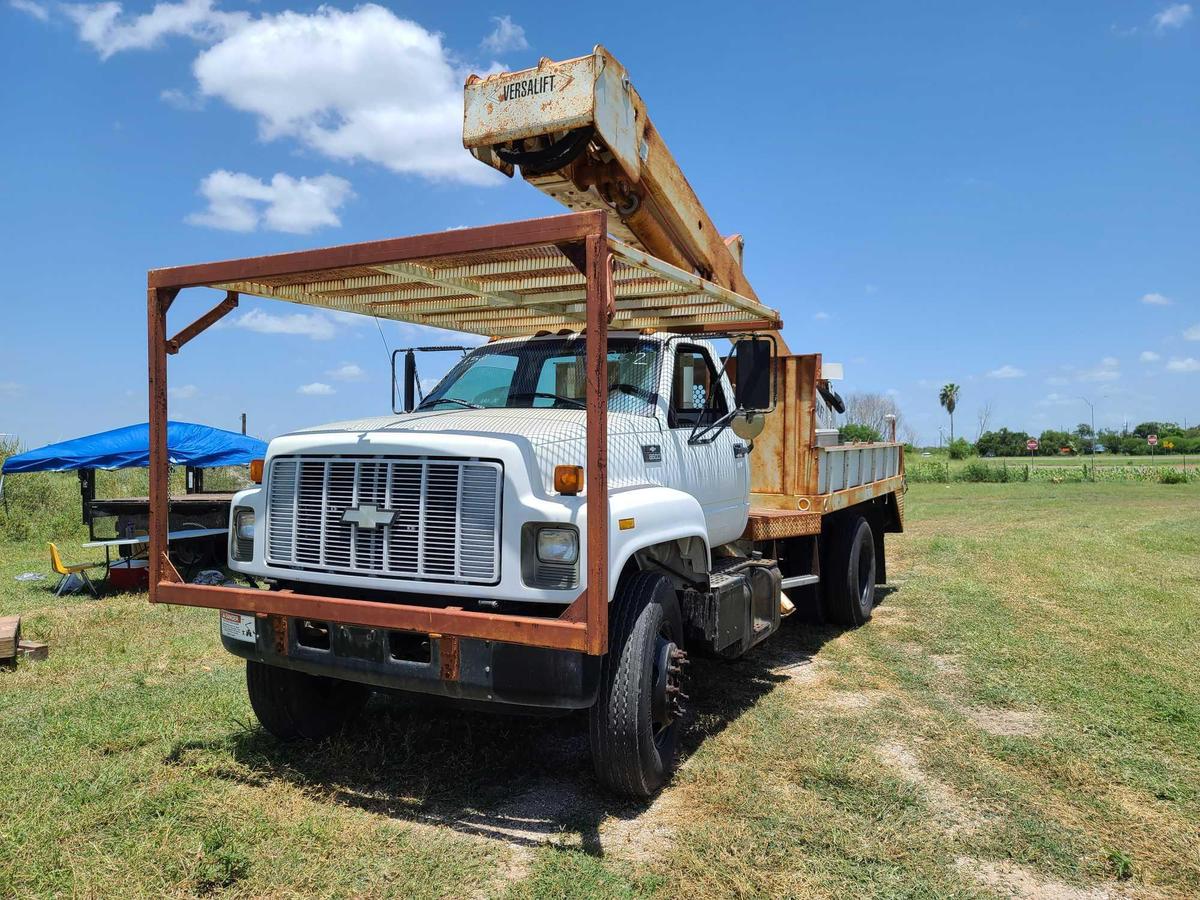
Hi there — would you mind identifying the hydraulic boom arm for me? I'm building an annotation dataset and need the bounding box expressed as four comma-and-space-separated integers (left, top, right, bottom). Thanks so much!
464, 45, 757, 303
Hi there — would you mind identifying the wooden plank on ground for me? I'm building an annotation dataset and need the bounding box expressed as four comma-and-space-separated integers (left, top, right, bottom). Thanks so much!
0, 616, 21, 660
18, 640, 49, 661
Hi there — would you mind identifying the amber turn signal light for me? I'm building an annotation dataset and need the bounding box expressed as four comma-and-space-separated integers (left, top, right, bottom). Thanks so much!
554, 464, 584, 495
249, 458, 264, 483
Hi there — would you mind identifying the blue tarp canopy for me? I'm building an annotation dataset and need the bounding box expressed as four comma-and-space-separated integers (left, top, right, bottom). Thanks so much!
1, 422, 267, 474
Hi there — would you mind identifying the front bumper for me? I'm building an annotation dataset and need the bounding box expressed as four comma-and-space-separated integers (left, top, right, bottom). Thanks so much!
220, 614, 600, 711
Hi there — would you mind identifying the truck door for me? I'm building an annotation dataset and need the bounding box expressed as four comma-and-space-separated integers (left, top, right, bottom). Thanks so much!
664, 344, 749, 545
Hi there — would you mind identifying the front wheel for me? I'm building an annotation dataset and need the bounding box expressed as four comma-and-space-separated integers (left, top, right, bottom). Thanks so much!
589, 572, 688, 798
246, 660, 369, 741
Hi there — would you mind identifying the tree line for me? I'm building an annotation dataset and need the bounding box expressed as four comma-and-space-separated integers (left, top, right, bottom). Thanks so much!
975, 422, 1200, 457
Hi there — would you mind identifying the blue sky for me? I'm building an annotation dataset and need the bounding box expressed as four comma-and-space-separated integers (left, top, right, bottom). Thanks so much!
1, 0, 1197, 447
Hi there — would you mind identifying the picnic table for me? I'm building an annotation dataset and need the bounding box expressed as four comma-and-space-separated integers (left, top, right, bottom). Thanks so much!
83, 528, 227, 578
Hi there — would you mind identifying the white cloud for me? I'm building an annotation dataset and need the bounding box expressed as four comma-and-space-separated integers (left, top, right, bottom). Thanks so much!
1045, 376, 1069, 386
65, 0, 248, 60
1078, 357, 1120, 382
0, 381, 25, 398
1153, 3, 1192, 32
1166, 357, 1200, 372
193, 5, 497, 185
160, 87, 205, 110
169, 383, 198, 400
326, 362, 366, 381
186, 170, 354, 234
481, 14, 527, 54
10, 0, 49, 21
298, 382, 335, 396
864, 284, 878, 295
986, 364, 1025, 379
229, 308, 340, 341
1140, 292, 1172, 306
1184, 323, 1200, 341
1140, 350, 1161, 363
1039, 392, 1075, 407
813, 311, 831, 321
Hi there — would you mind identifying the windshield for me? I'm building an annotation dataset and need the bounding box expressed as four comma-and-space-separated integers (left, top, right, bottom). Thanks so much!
419, 337, 661, 416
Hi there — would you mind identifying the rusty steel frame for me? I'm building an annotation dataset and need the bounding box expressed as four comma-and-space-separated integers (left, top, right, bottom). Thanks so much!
147, 211, 617, 655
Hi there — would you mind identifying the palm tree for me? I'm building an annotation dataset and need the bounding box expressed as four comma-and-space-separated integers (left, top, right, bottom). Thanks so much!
939, 383, 960, 444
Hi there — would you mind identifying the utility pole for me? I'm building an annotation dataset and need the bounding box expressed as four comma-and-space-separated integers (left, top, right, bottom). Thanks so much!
241, 413, 247, 435
1079, 397, 1096, 481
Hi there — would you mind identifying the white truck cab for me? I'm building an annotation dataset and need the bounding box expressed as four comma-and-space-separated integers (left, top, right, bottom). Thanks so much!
227, 333, 748, 605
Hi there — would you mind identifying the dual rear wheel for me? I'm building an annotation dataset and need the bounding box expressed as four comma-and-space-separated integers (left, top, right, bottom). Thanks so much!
821, 514, 878, 627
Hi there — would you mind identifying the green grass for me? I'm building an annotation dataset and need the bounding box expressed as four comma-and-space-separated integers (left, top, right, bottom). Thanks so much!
2, 481, 1198, 897
918, 450, 1196, 469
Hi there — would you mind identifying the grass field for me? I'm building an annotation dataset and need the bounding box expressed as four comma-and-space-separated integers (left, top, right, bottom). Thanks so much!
938, 453, 1195, 469
1, 481, 1198, 898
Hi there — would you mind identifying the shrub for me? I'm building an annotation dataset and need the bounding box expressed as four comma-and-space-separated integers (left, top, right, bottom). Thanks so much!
976, 428, 1032, 458
1159, 468, 1189, 484
947, 438, 973, 460
906, 460, 950, 483
840, 423, 882, 443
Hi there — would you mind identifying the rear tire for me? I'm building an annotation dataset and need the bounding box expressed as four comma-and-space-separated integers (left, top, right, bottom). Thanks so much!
821, 515, 876, 627
589, 572, 686, 799
246, 660, 369, 741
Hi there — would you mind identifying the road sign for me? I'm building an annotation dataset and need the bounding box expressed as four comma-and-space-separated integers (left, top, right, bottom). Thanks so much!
1148, 434, 1158, 446
1027, 439, 1039, 451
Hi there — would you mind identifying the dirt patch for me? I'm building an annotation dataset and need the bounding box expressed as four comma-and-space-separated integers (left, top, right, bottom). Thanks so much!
958, 705, 1046, 737
483, 777, 595, 848
871, 603, 911, 623
824, 689, 888, 711
878, 741, 987, 835
929, 653, 963, 677
599, 786, 684, 862
769, 654, 826, 685
956, 856, 1129, 900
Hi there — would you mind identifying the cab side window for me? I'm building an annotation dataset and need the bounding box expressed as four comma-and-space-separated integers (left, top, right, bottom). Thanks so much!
670, 347, 727, 428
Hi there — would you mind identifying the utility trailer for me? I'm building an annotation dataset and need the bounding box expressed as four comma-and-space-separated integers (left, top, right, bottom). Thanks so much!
144, 48, 904, 798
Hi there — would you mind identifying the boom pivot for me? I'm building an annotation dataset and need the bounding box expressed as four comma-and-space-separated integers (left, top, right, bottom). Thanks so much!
464, 46, 757, 303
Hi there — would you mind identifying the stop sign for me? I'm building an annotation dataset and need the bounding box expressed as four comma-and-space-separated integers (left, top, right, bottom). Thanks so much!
1148, 434, 1158, 446
1027, 439, 1039, 451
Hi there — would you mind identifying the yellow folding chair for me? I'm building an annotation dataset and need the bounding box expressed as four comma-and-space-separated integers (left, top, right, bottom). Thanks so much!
48, 542, 104, 598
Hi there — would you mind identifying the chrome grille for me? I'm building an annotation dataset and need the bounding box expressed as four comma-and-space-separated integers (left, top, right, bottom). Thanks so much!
266, 456, 501, 583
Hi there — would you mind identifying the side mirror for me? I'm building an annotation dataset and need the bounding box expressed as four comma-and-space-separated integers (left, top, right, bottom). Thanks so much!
734, 337, 773, 411
403, 351, 418, 413
731, 410, 766, 441
391, 349, 418, 413
391, 345, 473, 414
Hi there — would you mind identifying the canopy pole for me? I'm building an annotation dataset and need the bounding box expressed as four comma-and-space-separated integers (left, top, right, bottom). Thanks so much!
148, 285, 178, 595
583, 225, 611, 655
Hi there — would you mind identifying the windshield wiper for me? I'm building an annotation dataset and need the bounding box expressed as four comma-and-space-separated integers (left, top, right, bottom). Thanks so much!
508, 391, 586, 409
417, 396, 482, 410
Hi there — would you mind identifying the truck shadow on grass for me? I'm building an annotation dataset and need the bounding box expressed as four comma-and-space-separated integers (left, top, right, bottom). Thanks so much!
178, 620, 842, 857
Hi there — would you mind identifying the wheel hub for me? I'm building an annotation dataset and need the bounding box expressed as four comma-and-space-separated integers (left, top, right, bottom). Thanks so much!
651, 639, 689, 727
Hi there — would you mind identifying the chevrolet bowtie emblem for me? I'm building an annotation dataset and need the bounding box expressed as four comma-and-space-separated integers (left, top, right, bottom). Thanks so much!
341, 504, 395, 530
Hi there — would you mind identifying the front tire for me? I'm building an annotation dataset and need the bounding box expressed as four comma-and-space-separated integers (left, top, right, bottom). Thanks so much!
821, 514, 877, 627
589, 572, 687, 798
246, 660, 369, 741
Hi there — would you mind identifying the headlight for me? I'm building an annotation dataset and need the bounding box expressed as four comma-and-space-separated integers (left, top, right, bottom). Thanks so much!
234, 508, 255, 541
536, 527, 578, 564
